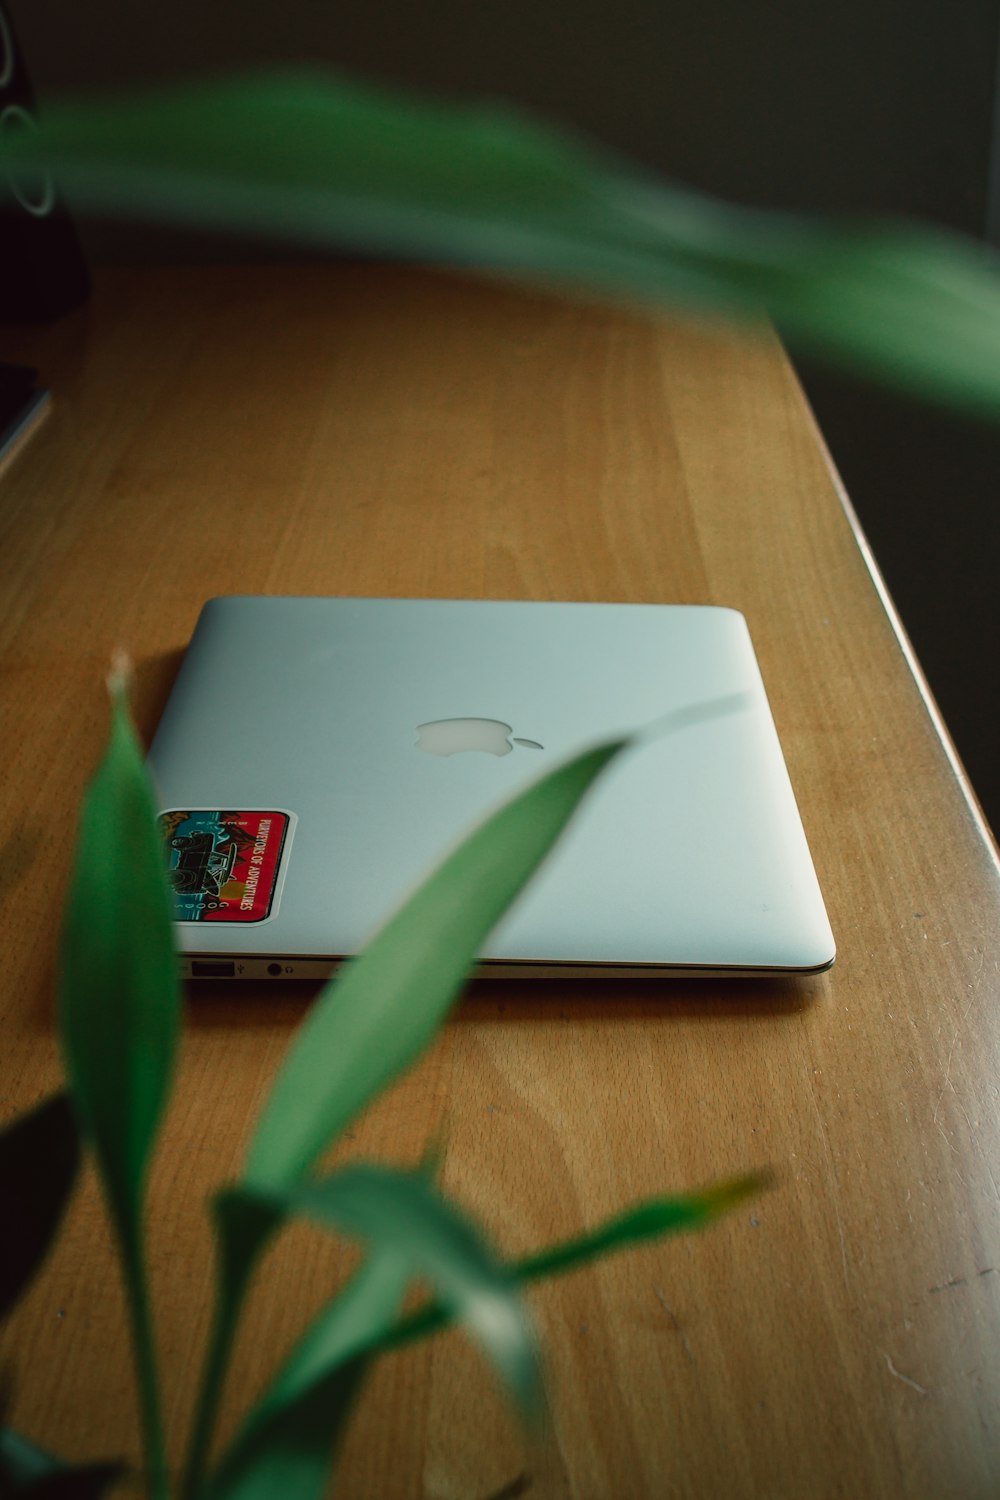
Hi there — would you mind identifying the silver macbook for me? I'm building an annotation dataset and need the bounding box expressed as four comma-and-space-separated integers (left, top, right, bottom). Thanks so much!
148, 597, 835, 980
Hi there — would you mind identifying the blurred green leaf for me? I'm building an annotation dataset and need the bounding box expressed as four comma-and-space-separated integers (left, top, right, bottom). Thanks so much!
204, 1360, 366, 1500
378, 1173, 769, 1355
205, 1148, 441, 1500
0, 1428, 122, 1499
0, 1094, 79, 1320
56, 677, 178, 1500
56, 679, 179, 1240
243, 736, 627, 1191
185, 737, 626, 1498
205, 1248, 409, 1500
229, 1163, 540, 1415
512, 1172, 768, 1282
207, 1174, 766, 1500
7, 73, 1000, 413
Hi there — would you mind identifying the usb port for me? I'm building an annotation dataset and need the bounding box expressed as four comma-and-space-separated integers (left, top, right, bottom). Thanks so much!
191, 961, 236, 978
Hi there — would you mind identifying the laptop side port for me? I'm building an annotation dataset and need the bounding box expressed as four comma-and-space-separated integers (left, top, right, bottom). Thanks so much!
191, 960, 236, 978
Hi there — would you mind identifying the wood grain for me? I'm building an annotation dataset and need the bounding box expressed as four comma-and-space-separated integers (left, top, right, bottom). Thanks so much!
2, 266, 999, 1499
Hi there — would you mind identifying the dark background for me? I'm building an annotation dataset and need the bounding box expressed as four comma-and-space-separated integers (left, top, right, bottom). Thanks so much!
10, 0, 1000, 831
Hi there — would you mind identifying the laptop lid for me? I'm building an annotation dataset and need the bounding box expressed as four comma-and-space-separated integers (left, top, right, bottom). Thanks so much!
148, 597, 835, 979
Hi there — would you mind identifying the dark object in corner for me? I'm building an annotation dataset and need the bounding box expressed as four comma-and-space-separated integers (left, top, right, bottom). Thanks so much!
0, 2, 89, 324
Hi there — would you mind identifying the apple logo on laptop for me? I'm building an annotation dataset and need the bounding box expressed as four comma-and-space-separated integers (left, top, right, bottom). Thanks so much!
415, 719, 544, 757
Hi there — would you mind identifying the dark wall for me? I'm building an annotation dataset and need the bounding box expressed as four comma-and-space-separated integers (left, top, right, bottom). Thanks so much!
11, 0, 1000, 828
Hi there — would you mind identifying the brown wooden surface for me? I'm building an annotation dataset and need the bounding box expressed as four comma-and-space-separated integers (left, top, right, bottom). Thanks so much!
3, 266, 1000, 1499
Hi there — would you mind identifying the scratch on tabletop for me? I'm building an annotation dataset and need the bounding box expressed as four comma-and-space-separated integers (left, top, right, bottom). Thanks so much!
654, 1287, 695, 1363
932, 1267, 999, 1294
934, 1116, 960, 1157
929, 1276, 968, 1294
933, 990, 978, 1125
884, 1353, 928, 1397
982, 1160, 1000, 1208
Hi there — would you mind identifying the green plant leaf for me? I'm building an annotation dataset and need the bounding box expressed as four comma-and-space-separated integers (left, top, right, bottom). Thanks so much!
184, 736, 628, 1499
205, 1248, 409, 1500
232, 1164, 539, 1415
378, 1173, 768, 1356
205, 1360, 367, 1500
0, 1429, 122, 1499
204, 1160, 541, 1500
56, 676, 178, 1500
208, 1172, 765, 1500
206, 1174, 765, 1500
514, 1172, 767, 1281
57, 677, 179, 1241
203, 1150, 441, 1500
243, 736, 627, 1191
0, 1094, 79, 1320
8, 73, 1000, 413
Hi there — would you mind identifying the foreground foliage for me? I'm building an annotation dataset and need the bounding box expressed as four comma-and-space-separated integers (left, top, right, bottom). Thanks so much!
7, 72, 1000, 415
2, 689, 760, 1498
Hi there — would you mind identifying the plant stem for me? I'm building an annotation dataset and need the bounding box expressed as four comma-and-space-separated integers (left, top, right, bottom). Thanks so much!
120, 1222, 169, 1500
180, 1283, 240, 1500
181, 1233, 266, 1500
182, 1191, 282, 1500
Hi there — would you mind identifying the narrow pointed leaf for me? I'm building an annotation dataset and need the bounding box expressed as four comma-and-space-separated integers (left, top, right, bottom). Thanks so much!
209, 1174, 766, 1500
226, 1164, 540, 1414
56, 680, 177, 1498
206, 1249, 409, 1500
188, 739, 629, 1498
57, 682, 179, 1236
7, 74, 1000, 412
512, 1172, 769, 1282
377, 1173, 769, 1356
0, 1094, 79, 1319
244, 737, 627, 1190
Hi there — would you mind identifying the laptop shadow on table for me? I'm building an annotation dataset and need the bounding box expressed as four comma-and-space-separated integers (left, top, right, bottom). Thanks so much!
457, 974, 819, 1021
182, 972, 821, 1033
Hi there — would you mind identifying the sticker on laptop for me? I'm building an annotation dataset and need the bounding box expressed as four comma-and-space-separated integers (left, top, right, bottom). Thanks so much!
157, 810, 295, 924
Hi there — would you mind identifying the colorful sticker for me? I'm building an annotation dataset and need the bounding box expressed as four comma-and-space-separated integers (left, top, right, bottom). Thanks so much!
158, 810, 291, 923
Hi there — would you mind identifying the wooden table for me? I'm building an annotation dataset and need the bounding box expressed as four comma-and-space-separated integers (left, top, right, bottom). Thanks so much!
3, 266, 1000, 1499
